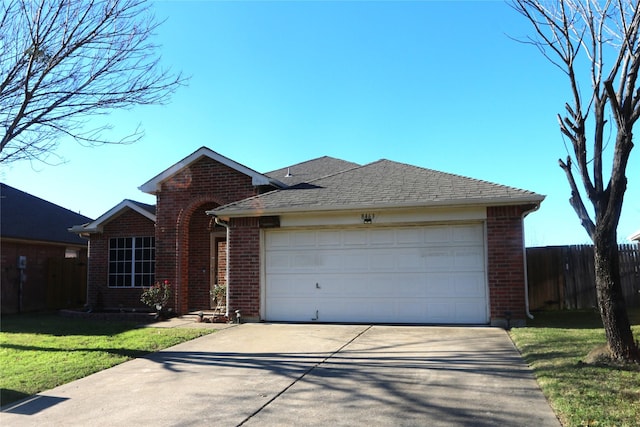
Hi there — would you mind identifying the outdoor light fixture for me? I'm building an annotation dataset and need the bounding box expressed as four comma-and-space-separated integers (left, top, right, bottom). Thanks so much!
361, 213, 375, 224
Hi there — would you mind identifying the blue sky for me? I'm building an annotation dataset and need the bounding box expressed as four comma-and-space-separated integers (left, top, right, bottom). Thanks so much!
1, 0, 638, 246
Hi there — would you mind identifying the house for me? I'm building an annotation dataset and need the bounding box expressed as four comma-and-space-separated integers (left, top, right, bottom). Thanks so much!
71, 147, 544, 326
629, 230, 640, 243
1, 183, 93, 313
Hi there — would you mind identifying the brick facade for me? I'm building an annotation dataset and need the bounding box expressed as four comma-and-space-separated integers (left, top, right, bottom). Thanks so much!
227, 217, 261, 321
486, 205, 536, 326
153, 157, 258, 314
80, 150, 537, 323
86, 209, 156, 310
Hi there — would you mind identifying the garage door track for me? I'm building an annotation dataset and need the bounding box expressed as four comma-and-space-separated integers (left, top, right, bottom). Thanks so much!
1, 324, 560, 426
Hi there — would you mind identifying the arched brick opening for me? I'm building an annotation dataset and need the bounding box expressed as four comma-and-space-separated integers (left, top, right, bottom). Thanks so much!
175, 198, 226, 313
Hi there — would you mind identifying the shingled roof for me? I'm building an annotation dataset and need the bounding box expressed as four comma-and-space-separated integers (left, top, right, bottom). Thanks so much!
210, 159, 544, 217
1, 183, 93, 245
265, 156, 360, 186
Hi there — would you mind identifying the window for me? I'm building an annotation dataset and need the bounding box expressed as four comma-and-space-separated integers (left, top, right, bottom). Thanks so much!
108, 237, 155, 287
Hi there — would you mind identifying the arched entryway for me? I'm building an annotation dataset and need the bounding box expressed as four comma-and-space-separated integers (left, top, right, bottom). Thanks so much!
185, 202, 226, 311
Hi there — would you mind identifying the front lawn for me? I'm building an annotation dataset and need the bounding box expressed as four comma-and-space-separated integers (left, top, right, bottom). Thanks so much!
0, 313, 214, 406
510, 309, 640, 427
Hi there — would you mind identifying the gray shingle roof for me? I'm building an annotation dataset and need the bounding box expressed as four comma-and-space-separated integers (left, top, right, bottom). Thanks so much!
265, 156, 360, 186
211, 159, 544, 216
1, 183, 93, 245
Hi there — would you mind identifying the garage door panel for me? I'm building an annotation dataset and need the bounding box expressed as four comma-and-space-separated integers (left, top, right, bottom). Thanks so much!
453, 225, 484, 243
265, 225, 488, 324
317, 230, 342, 246
396, 228, 425, 245
454, 273, 486, 297
453, 249, 484, 269
342, 229, 368, 246
455, 301, 488, 323
424, 227, 452, 244
370, 228, 396, 245
266, 297, 320, 321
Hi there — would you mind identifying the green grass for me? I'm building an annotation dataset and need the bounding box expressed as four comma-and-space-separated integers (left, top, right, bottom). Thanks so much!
510, 309, 640, 427
0, 313, 214, 406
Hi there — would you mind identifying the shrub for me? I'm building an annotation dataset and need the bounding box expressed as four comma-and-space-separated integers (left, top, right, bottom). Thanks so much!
140, 281, 172, 319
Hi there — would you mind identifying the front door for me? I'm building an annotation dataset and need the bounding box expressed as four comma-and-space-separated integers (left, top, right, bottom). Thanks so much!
210, 232, 227, 310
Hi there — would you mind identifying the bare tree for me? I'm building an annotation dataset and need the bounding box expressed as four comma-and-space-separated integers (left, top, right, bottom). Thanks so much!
512, 0, 639, 363
0, 0, 185, 164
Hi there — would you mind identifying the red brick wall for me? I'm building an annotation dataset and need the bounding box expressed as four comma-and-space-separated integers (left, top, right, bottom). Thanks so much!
486, 205, 536, 325
227, 217, 260, 321
187, 203, 217, 310
86, 209, 155, 310
154, 156, 258, 314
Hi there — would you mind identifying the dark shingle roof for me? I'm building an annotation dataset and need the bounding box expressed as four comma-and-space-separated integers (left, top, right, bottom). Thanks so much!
1, 183, 93, 245
212, 159, 544, 216
128, 200, 156, 216
265, 156, 360, 186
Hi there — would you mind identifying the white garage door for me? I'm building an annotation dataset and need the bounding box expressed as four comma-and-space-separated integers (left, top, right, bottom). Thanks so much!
264, 224, 488, 324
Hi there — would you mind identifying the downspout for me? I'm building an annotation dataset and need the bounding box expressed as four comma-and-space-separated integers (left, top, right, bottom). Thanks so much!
522, 205, 541, 320
213, 216, 230, 317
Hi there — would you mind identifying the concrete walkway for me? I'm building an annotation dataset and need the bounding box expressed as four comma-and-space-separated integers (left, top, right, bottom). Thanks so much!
1, 324, 560, 426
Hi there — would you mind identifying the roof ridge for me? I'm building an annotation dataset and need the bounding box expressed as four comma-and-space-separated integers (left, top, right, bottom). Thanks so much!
305, 162, 365, 184
372, 159, 539, 194
266, 155, 358, 174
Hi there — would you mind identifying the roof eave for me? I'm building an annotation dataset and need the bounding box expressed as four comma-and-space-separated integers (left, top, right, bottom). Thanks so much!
138, 147, 285, 194
208, 195, 545, 219
69, 200, 157, 235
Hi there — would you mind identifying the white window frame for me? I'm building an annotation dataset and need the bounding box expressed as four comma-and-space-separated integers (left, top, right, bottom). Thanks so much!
108, 236, 155, 287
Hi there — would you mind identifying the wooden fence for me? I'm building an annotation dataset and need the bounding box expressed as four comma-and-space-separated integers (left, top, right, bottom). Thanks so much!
527, 244, 640, 310
46, 257, 87, 310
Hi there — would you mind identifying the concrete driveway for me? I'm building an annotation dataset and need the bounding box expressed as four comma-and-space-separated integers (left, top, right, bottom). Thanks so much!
1, 324, 560, 426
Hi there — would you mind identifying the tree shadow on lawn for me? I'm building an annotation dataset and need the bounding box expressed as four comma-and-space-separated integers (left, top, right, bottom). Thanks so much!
526, 308, 640, 329
1, 343, 148, 359
0, 313, 142, 337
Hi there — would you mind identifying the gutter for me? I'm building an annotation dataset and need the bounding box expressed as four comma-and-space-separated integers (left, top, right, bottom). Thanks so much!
521, 203, 542, 320
213, 216, 230, 318
208, 196, 546, 219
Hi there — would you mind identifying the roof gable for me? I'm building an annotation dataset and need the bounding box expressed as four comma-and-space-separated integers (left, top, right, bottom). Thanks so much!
138, 147, 284, 194
1, 183, 93, 245
211, 159, 545, 216
69, 199, 156, 234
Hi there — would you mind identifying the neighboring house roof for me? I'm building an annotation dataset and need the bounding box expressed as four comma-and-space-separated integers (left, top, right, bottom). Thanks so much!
69, 199, 156, 234
210, 159, 545, 217
629, 229, 640, 242
1, 183, 93, 245
138, 146, 285, 194
266, 156, 360, 186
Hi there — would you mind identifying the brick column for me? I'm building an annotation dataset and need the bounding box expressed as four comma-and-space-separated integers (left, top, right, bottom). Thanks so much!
486, 205, 535, 327
227, 217, 261, 322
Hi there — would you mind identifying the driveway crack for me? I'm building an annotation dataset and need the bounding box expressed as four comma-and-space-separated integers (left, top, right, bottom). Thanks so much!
236, 325, 372, 426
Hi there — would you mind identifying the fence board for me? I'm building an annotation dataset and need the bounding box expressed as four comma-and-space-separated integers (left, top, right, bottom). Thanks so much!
527, 244, 640, 310
47, 258, 87, 309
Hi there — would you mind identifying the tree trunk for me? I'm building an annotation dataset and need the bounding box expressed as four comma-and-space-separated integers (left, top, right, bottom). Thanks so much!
593, 227, 640, 362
